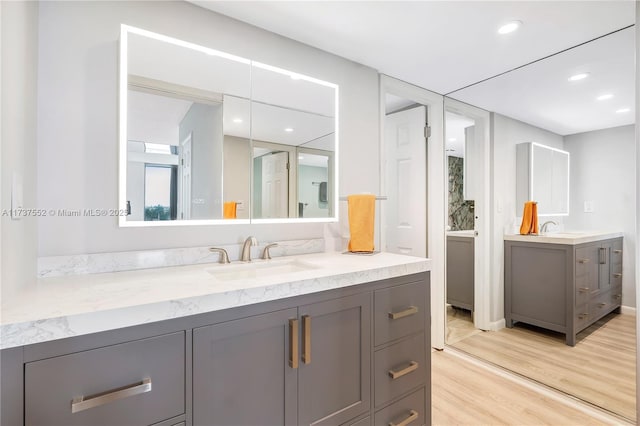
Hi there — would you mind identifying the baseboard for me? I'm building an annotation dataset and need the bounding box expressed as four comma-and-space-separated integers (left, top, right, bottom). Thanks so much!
489, 318, 505, 331
620, 305, 636, 316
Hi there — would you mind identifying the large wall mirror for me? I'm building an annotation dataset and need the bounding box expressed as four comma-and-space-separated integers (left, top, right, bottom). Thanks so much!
119, 26, 338, 226
444, 26, 635, 421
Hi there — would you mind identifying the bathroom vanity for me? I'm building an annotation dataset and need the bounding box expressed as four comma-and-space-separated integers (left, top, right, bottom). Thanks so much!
446, 230, 474, 311
1, 253, 431, 426
504, 232, 623, 346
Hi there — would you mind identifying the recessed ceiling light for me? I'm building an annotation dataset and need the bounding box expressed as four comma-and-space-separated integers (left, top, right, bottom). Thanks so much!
448, 138, 457, 142
284, 128, 294, 132
616, 108, 630, 114
232, 118, 243, 123
568, 73, 589, 82
596, 94, 614, 101
498, 21, 522, 35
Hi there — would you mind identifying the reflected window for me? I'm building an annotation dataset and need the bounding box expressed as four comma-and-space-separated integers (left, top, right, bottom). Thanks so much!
144, 164, 177, 221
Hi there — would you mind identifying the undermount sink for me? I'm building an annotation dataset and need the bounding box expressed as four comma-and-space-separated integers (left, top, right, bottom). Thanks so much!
206, 259, 319, 281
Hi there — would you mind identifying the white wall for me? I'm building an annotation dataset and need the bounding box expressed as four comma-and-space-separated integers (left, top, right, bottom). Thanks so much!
298, 165, 329, 218
223, 136, 250, 220
564, 125, 636, 308
1, 1, 39, 293
36, 1, 379, 256
490, 113, 564, 323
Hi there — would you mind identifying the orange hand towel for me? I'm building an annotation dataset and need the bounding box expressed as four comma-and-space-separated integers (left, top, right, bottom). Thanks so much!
519, 201, 539, 235
347, 194, 376, 253
223, 201, 237, 219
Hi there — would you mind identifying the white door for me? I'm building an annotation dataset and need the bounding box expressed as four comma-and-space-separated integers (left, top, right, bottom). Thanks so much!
384, 106, 427, 257
261, 152, 289, 218
179, 133, 192, 220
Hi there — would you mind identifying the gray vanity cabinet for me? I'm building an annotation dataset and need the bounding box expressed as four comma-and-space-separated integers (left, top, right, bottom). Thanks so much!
505, 237, 623, 346
192, 308, 298, 426
446, 234, 474, 311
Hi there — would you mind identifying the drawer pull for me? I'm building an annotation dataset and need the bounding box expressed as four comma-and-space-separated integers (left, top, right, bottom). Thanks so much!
578, 258, 589, 264
578, 313, 588, 320
289, 319, 299, 369
302, 315, 311, 365
389, 409, 419, 426
388, 361, 419, 380
614, 249, 622, 254
71, 378, 151, 413
388, 306, 418, 320
599, 247, 607, 265
613, 273, 622, 278
578, 287, 589, 293
615, 294, 622, 299
598, 303, 606, 308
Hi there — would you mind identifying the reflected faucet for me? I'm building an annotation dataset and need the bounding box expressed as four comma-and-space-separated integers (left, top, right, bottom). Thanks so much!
241, 236, 258, 262
540, 221, 558, 234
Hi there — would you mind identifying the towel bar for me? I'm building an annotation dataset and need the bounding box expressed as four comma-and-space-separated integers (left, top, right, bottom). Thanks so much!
339, 195, 388, 201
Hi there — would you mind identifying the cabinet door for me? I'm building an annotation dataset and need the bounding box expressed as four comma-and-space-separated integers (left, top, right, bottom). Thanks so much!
298, 293, 371, 426
576, 244, 600, 296
193, 308, 298, 426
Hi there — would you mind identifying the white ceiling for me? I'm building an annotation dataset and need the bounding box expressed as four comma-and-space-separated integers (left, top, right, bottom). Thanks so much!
191, 1, 636, 135
445, 112, 475, 158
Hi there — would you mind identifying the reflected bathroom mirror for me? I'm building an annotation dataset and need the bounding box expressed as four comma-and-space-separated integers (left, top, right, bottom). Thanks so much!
119, 26, 338, 226
445, 26, 636, 421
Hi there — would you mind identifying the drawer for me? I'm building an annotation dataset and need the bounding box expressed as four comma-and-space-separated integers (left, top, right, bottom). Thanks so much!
589, 289, 618, 322
574, 304, 590, 331
341, 416, 371, 426
25, 332, 185, 426
611, 267, 623, 287
375, 281, 427, 346
374, 387, 426, 426
575, 280, 590, 306
374, 333, 426, 407
611, 240, 623, 266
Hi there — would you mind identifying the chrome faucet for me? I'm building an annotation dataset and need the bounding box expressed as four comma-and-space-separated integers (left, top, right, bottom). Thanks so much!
209, 247, 230, 264
241, 236, 258, 262
540, 221, 558, 234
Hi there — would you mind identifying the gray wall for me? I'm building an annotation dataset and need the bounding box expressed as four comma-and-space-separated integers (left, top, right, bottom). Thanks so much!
1, 1, 39, 293
179, 103, 224, 220
298, 165, 329, 218
35, 1, 379, 256
564, 125, 636, 308
490, 113, 564, 324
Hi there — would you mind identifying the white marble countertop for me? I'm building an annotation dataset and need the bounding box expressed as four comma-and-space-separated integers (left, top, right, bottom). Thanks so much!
504, 231, 623, 245
1, 252, 431, 350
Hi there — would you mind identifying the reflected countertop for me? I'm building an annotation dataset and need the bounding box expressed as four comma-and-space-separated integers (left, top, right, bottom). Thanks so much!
447, 230, 475, 238
504, 231, 623, 245
1, 252, 431, 350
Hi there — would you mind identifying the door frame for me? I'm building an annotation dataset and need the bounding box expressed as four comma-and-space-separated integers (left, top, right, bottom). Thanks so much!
444, 98, 492, 332
379, 75, 446, 349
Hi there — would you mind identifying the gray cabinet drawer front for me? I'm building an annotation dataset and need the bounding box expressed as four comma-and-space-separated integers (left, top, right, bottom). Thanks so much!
589, 287, 620, 322
375, 281, 427, 346
374, 387, 426, 426
575, 304, 590, 331
342, 416, 371, 426
374, 333, 426, 407
25, 332, 185, 426
611, 239, 623, 266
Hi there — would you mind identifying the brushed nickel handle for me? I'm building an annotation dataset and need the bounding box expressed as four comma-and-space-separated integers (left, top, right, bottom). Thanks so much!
388, 361, 419, 380
578, 287, 589, 293
598, 303, 606, 308
578, 313, 588, 320
302, 315, 311, 365
71, 378, 151, 413
615, 294, 622, 299
614, 273, 622, 278
389, 409, 419, 426
388, 306, 418, 320
289, 319, 299, 369
599, 247, 607, 264
614, 249, 622, 254
578, 259, 589, 264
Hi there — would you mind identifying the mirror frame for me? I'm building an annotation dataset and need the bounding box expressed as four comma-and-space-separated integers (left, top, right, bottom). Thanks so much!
118, 25, 339, 227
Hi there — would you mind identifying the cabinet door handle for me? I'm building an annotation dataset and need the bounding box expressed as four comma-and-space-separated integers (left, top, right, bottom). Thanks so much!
615, 294, 622, 300
388, 361, 419, 380
289, 319, 299, 369
578, 313, 588, 320
614, 249, 622, 254
389, 409, 419, 426
613, 273, 622, 278
598, 303, 606, 308
578, 259, 589, 264
578, 287, 589, 293
599, 247, 607, 264
302, 315, 311, 365
388, 306, 418, 320
71, 378, 151, 413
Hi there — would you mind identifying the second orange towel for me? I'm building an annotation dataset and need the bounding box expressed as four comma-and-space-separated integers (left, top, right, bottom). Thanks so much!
223, 202, 237, 219
519, 201, 539, 235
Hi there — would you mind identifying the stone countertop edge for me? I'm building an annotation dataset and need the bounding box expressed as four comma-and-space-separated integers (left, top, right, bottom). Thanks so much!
503, 231, 623, 245
0, 252, 431, 350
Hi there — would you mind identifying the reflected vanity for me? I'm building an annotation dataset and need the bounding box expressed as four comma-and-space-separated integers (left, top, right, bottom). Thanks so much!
119, 25, 338, 226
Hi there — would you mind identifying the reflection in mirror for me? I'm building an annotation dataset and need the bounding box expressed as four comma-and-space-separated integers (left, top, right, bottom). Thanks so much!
121, 26, 251, 225
250, 63, 337, 220
445, 27, 635, 421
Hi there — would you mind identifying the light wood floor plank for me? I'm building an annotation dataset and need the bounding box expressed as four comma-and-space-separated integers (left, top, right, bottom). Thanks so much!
450, 312, 636, 421
432, 350, 625, 426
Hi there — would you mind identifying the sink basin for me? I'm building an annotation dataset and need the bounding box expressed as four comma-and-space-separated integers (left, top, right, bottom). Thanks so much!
206, 259, 319, 281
